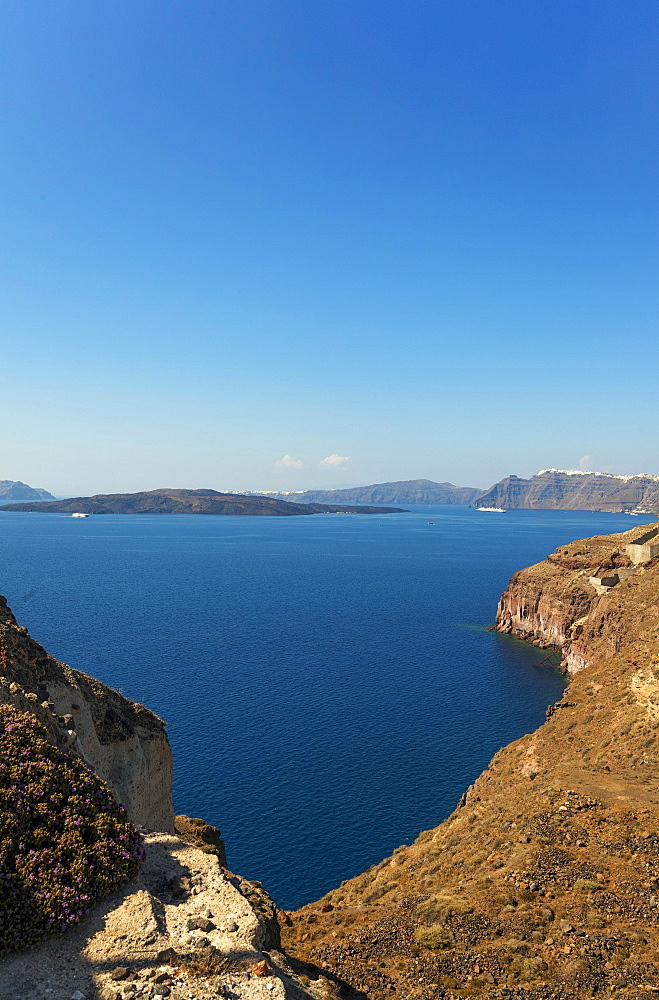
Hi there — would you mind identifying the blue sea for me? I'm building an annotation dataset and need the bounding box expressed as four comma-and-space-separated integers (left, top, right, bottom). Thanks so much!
0, 504, 653, 909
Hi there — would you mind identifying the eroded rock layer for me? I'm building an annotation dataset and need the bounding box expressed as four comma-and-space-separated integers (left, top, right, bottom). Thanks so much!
0, 596, 174, 832
495, 523, 659, 675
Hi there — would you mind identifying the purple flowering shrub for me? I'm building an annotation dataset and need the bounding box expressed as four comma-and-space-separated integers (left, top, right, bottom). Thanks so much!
0, 703, 144, 954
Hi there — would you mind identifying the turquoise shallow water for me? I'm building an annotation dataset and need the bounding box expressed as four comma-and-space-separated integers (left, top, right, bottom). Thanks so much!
0, 504, 653, 908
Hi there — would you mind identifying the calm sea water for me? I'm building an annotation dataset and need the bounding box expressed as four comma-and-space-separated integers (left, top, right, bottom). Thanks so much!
0, 504, 653, 908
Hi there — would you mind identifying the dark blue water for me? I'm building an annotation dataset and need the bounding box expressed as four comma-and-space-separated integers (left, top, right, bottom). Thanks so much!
0, 505, 653, 908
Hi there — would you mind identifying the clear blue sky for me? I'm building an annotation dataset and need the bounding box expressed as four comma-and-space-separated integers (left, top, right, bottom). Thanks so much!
1, 0, 657, 495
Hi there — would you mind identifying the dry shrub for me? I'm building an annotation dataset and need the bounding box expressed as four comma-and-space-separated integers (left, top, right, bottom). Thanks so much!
362, 881, 392, 904
413, 924, 454, 949
512, 955, 548, 982
506, 938, 530, 954
416, 892, 473, 924
573, 878, 603, 892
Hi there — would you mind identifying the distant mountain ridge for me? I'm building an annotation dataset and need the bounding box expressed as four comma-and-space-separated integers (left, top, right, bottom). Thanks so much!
472, 469, 659, 513
0, 488, 403, 517
246, 479, 484, 505
0, 479, 54, 503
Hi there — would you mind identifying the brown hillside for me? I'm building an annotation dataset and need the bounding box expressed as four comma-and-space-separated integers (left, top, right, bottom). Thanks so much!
283, 524, 659, 1000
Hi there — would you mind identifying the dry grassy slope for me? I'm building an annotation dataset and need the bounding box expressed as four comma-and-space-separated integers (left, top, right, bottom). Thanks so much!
283, 524, 659, 1000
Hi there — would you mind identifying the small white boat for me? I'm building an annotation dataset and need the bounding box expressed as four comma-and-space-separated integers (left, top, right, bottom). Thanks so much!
477, 506, 506, 512
70, 512, 89, 518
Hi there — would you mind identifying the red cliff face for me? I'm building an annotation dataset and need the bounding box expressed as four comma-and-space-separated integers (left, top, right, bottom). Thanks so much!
495, 523, 659, 675
496, 566, 595, 651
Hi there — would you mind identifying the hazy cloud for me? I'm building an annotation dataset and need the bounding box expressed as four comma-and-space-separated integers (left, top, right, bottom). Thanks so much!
275, 455, 304, 469
320, 453, 350, 469
578, 455, 592, 472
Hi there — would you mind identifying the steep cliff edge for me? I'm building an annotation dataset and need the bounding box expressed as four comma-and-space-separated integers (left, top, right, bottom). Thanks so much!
284, 524, 659, 1000
0, 595, 174, 832
473, 471, 659, 513
495, 523, 659, 675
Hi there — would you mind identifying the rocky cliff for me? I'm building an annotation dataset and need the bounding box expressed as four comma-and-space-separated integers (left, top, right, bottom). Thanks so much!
283, 522, 659, 1000
473, 470, 659, 513
495, 522, 659, 675
0, 596, 174, 831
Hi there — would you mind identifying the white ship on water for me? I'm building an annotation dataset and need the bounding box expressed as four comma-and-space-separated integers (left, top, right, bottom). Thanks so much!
71, 512, 89, 518
476, 506, 506, 512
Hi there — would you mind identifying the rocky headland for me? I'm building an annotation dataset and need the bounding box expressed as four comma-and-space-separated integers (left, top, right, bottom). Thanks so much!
0, 488, 403, 517
473, 471, 659, 514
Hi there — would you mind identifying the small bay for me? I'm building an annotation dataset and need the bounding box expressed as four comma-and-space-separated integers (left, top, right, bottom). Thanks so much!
0, 504, 651, 908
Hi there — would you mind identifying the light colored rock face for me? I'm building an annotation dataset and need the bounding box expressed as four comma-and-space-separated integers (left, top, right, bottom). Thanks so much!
561, 645, 591, 676
0, 835, 330, 1000
0, 596, 174, 832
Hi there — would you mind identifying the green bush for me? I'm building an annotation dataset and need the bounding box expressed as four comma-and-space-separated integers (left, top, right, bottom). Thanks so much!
0, 704, 143, 954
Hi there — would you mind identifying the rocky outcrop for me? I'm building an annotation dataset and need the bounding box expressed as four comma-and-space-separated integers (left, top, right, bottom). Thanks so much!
495, 523, 659, 674
0, 596, 174, 831
0, 833, 337, 1000
175, 814, 227, 865
472, 470, 659, 512
495, 565, 594, 651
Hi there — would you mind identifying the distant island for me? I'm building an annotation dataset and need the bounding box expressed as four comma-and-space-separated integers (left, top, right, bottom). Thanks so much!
6, 470, 659, 516
0, 479, 55, 503
472, 469, 659, 513
244, 478, 484, 506
0, 488, 404, 516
